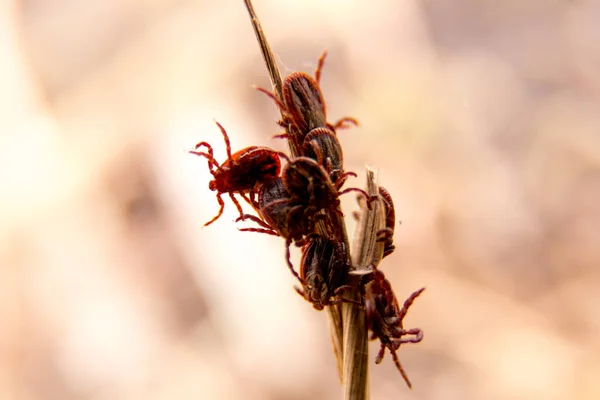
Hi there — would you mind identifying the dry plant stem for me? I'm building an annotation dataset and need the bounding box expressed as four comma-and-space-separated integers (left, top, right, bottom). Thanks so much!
243, 0, 283, 106
242, 0, 348, 384
343, 168, 386, 400
350, 169, 386, 270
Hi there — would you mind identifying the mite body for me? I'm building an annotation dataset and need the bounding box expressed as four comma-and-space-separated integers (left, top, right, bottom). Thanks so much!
257, 51, 358, 148
244, 155, 374, 231
237, 157, 371, 279
282, 156, 342, 217
282, 72, 327, 134
362, 265, 424, 389
280, 156, 375, 226
295, 235, 351, 310
246, 177, 311, 243
302, 127, 351, 188
190, 121, 281, 226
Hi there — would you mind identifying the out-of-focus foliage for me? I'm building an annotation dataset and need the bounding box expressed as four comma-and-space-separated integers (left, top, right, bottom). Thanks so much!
1, 0, 599, 399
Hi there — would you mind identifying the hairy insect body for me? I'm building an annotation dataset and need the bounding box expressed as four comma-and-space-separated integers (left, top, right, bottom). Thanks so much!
302, 127, 345, 186
296, 236, 350, 310
282, 157, 341, 216
283, 72, 327, 134
190, 122, 281, 226
253, 178, 309, 242
209, 146, 280, 192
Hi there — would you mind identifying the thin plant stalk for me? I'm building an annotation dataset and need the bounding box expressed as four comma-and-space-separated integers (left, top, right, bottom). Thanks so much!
242, 2, 383, 399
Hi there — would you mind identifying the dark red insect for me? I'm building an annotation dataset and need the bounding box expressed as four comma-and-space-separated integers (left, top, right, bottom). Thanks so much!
190, 121, 281, 226
257, 51, 358, 149
241, 178, 310, 244
362, 264, 424, 389
279, 155, 377, 245
237, 156, 373, 277
281, 72, 327, 134
280, 155, 371, 218
302, 127, 349, 188
242, 155, 368, 232
376, 186, 397, 258
295, 235, 354, 310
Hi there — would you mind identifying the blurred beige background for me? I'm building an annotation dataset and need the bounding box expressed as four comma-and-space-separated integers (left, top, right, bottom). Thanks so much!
1, 0, 600, 399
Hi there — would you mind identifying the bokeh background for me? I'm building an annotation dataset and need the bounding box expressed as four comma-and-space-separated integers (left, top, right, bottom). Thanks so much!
2, 0, 600, 399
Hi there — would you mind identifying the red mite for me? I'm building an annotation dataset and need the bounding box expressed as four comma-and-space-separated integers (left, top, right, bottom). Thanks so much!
246, 178, 310, 245
295, 235, 355, 310
362, 264, 424, 389
280, 154, 373, 217
302, 127, 348, 188
237, 156, 375, 278
257, 51, 358, 148
190, 121, 281, 226
376, 186, 397, 258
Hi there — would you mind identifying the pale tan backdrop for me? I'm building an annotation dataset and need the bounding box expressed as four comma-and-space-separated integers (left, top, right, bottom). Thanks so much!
1, 0, 599, 399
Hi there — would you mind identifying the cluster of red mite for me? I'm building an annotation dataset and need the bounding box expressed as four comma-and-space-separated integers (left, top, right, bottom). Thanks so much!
191, 52, 425, 388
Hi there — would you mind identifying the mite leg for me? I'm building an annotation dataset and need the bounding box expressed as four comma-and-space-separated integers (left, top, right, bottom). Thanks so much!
398, 287, 426, 321
273, 132, 290, 140
247, 187, 261, 209
333, 285, 353, 294
238, 227, 279, 236
314, 50, 327, 84
307, 140, 326, 166
213, 121, 233, 159
294, 286, 306, 300
376, 228, 394, 242
392, 328, 423, 344
229, 193, 245, 221
192, 141, 214, 156
330, 296, 362, 307
236, 214, 273, 230
331, 116, 359, 131
256, 87, 288, 111
375, 343, 386, 364
189, 150, 220, 171
333, 285, 364, 306
239, 192, 260, 213
204, 192, 225, 226
390, 348, 413, 389
383, 244, 396, 258
285, 238, 304, 285
355, 192, 366, 208
336, 171, 357, 182
333, 170, 356, 190
338, 187, 378, 210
